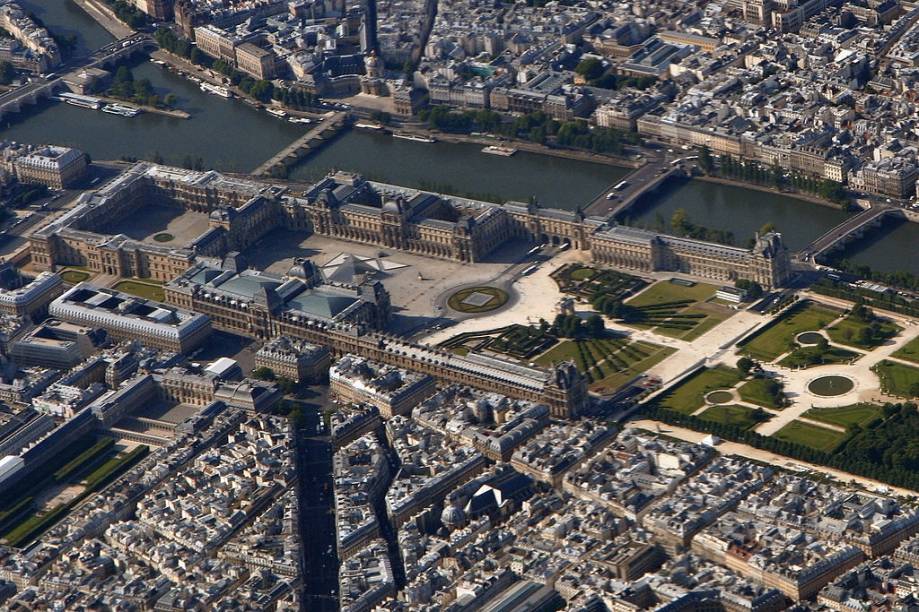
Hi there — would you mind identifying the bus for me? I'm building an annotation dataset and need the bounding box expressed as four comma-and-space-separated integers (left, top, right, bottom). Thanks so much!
613, 180, 629, 191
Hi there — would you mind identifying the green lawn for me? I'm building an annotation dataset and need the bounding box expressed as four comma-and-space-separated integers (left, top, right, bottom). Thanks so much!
589, 343, 675, 394
657, 366, 743, 414
0, 434, 147, 547
737, 378, 785, 409
740, 301, 840, 361
569, 267, 595, 281
447, 286, 509, 313
627, 279, 718, 308
826, 315, 900, 349
893, 337, 919, 365
773, 420, 848, 453
535, 337, 675, 394
778, 345, 860, 369
535, 339, 582, 365
699, 404, 769, 429
803, 403, 883, 430
873, 360, 919, 398
113, 280, 166, 302
60, 269, 91, 284
625, 280, 731, 340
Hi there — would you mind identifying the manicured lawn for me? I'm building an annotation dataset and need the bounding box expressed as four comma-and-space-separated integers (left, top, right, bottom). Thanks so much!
737, 378, 785, 409
778, 346, 860, 369
740, 301, 840, 361
657, 366, 743, 414
873, 360, 919, 398
589, 343, 675, 394
773, 420, 848, 453
447, 286, 509, 313
535, 339, 582, 365
893, 337, 919, 364
113, 280, 166, 302
803, 403, 883, 430
569, 267, 595, 281
826, 315, 900, 349
0, 434, 146, 547
627, 279, 718, 308
658, 304, 732, 342
625, 280, 731, 340
535, 337, 675, 394
60, 269, 91, 284
699, 404, 768, 429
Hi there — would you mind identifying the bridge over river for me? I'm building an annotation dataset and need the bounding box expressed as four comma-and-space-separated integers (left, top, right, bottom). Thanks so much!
0, 34, 156, 119
798, 204, 896, 263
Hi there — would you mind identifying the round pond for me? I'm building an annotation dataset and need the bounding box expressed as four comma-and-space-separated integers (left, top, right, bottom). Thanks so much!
808, 375, 854, 397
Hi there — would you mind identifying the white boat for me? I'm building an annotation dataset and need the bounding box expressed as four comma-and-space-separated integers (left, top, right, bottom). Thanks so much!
288, 116, 312, 124
59, 92, 102, 110
102, 103, 141, 117
355, 122, 384, 131
482, 145, 517, 157
392, 132, 435, 143
266, 107, 288, 118
200, 82, 232, 98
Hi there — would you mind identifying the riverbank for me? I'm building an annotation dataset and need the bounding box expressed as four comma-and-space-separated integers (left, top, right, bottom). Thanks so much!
695, 173, 848, 211
97, 95, 190, 119
400, 128, 642, 170
70, 0, 133, 38
150, 49, 323, 121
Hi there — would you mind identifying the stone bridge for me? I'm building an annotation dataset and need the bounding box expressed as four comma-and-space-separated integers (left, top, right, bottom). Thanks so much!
0, 34, 157, 119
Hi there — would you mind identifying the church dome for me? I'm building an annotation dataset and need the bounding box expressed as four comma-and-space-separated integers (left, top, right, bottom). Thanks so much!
441, 504, 466, 528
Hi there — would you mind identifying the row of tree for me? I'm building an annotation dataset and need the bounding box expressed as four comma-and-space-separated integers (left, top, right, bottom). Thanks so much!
417, 105, 641, 155
812, 278, 919, 317
828, 259, 919, 292
669, 207, 737, 246
108, 0, 146, 29
549, 313, 606, 339
698, 147, 848, 206
643, 401, 919, 491
108, 66, 177, 109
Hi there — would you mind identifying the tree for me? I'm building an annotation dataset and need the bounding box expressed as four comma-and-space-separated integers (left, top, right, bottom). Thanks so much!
759, 222, 776, 236
574, 57, 605, 81
0, 61, 15, 85
737, 357, 755, 376
115, 65, 133, 84
164, 93, 177, 107
698, 145, 714, 174
671, 208, 689, 234
277, 377, 297, 395
586, 314, 605, 338
252, 366, 276, 381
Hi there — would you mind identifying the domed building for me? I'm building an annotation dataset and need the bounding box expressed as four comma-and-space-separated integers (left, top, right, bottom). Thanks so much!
360, 51, 387, 96
440, 503, 466, 531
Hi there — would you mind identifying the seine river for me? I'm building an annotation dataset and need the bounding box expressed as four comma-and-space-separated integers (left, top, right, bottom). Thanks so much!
4, 0, 916, 273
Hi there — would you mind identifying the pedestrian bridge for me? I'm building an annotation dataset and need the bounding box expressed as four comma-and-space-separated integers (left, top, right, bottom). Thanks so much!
799, 204, 895, 262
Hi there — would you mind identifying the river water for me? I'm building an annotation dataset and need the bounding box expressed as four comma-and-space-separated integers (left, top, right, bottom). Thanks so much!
4, 0, 914, 273
289, 130, 627, 208
622, 179, 849, 252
